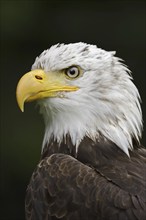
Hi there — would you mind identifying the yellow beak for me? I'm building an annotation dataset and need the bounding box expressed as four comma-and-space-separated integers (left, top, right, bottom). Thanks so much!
16, 69, 78, 112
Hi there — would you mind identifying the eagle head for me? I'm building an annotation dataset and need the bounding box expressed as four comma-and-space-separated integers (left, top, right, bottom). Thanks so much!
16, 42, 142, 155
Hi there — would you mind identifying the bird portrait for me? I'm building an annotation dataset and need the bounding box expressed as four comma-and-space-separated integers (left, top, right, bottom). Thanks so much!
16, 42, 146, 220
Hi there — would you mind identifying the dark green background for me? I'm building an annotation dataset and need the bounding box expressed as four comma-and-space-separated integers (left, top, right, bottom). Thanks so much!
1, 0, 145, 219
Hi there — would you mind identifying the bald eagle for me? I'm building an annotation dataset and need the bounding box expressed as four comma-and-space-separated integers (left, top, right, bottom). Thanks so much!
16, 43, 146, 220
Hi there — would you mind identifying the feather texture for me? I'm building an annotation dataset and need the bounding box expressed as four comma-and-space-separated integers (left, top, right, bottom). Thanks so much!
25, 137, 146, 220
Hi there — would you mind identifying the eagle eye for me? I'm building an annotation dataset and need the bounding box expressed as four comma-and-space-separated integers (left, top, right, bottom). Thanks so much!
65, 66, 80, 79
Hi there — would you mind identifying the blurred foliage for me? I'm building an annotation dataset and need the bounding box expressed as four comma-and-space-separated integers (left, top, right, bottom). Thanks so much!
0, 0, 145, 219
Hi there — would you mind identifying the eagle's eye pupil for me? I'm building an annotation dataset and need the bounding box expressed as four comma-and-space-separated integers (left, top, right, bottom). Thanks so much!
65, 66, 79, 78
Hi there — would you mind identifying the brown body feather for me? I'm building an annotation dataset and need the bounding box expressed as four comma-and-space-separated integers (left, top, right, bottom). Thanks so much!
25, 137, 146, 220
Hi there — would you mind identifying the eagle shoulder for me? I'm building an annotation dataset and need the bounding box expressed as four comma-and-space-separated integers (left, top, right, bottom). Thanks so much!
25, 150, 146, 220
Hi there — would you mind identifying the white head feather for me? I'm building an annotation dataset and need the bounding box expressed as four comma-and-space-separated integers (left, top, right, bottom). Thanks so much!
32, 42, 143, 155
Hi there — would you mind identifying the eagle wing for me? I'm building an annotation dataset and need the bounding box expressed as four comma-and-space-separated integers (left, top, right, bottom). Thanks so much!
25, 152, 146, 220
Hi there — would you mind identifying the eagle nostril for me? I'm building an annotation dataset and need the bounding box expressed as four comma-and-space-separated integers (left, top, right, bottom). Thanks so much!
35, 75, 43, 80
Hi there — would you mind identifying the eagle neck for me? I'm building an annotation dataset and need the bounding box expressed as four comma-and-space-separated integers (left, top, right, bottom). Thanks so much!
41, 134, 77, 160
41, 135, 138, 162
